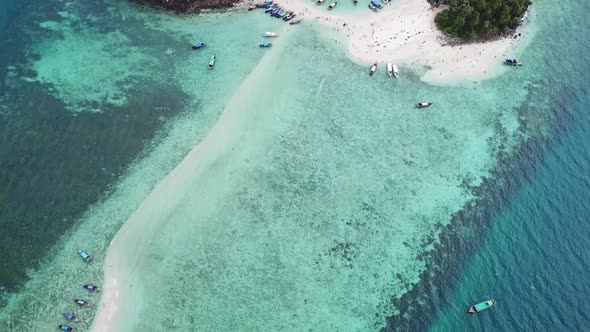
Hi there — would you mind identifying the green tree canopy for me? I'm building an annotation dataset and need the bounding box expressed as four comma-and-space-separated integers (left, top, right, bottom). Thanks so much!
432, 0, 532, 40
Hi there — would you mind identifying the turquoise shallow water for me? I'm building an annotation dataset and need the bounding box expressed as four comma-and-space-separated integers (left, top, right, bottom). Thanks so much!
0, 0, 589, 331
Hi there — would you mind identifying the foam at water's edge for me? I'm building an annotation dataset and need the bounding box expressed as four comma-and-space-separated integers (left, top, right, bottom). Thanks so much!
91, 28, 295, 332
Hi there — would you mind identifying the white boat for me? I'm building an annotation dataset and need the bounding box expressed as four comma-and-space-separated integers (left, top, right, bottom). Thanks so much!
370, 62, 377, 76
316, 0, 324, 4
262, 31, 279, 37
328, 2, 337, 9
392, 64, 399, 78
387, 63, 393, 77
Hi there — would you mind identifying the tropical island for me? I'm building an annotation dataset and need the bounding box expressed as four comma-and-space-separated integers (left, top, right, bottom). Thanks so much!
431, 0, 532, 40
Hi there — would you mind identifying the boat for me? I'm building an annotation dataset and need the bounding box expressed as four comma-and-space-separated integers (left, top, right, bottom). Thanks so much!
208, 55, 216, 70
280, 12, 288, 18
392, 64, 399, 78
370, 62, 377, 76
381, 0, 390, 4
353, 0, 358, 5
416, 102, 432, 108
328, 2, 338, 9
260, 42, 272, 48
74, 299, 90, 307
387, 63, 393, 77
63, 313, 78, 322
504, 58, 522, 66
83, 284, 100, 292
370, 0, 383, 9
284, 14, 296, 21
468, 299, 496, 313
262, 31, 279, 37
264, 5, 276, 13
248, 5, 257, 10
368, 3, 380, 12
77, 250, 91, 262
316, 0, 324, 4
58, 325, 74, 332
290, 19, 303, 25
191, 42, 206, 50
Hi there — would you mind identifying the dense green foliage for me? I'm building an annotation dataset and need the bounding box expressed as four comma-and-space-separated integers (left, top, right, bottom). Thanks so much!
433, 0, 532, 40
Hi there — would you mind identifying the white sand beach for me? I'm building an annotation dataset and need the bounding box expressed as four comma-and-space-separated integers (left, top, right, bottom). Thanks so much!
91, 29, 293, 332
273, 0, 532, 83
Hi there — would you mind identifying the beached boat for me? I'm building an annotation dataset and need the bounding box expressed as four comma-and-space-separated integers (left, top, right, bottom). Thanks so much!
259, 42, 272, 48
468, 299, 496, 313
262, 31, 279, 37
387, 63, 393, 77
368, 3, 380, 12
284, 14, 296, 21
381, 0, 390, 4
328, 2, 338, 9
208, 55, 216, 70
371, 0, 383, 9
504, 58, 523, 66
316, 0, 325, 4
416, 102, 432, 108
290, 19, 303, 25
248, 5, 257, 10
392, 64, 399, 78
370, 62, 377, 76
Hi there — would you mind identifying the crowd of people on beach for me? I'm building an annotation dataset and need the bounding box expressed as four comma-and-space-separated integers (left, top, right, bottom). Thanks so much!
56, 250, 101, 332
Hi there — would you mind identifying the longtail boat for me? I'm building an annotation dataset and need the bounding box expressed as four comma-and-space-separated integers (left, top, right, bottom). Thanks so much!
468, 299, 496, 313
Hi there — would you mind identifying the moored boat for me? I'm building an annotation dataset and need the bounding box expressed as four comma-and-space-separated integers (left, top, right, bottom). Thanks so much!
392, 64, 399, 78
371, 0, 383, 9
248, 5, 257, 10
290, 19, 303, 25
370, 62, 377, 76
316, 0, 325, 4
191, 42, 206, 50
368, 3, 380, 12
259, 42, 272, 48
416, 102, 432, 108
353, 0, 358, 5
504, 58, 522, 66
387, 63, 393, 77
468, 299, 496, 313
262, 31, 279, 37
328, 1, 338, 9
208, 55, 216, 70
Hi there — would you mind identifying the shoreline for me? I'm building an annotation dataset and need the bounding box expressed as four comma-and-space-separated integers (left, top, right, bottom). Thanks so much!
268, 0, 533, 84
91, 29, 293, 332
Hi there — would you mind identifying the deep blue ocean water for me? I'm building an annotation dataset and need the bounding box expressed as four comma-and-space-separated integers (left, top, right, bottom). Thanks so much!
429, 81, 590, 331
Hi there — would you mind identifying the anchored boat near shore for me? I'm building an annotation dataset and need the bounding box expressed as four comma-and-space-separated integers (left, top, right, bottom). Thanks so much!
387, 63, 399, 78
370, 62, 377, 76
208, 55, 216, 70
504, 58, 523, 66
262, 31, 279, 37
468, 299, 496, 313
